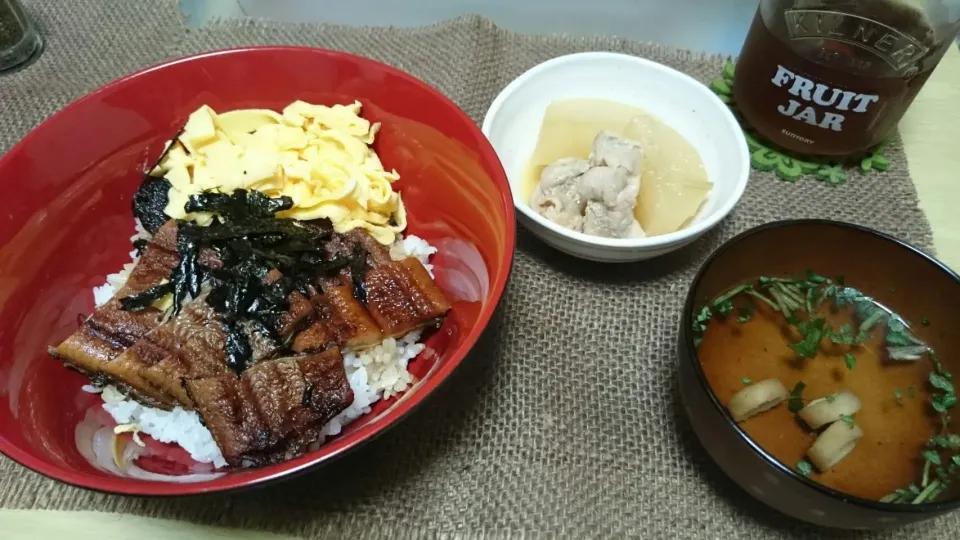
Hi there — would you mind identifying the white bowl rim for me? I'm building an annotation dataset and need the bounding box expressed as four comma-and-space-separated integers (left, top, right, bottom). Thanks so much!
481, 51, 750, 250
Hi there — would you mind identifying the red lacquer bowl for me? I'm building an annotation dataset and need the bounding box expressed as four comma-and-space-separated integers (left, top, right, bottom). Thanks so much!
0, 47, 515, 495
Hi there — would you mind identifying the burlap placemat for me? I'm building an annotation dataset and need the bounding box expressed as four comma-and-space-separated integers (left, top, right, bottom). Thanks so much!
0, 1, 947, 538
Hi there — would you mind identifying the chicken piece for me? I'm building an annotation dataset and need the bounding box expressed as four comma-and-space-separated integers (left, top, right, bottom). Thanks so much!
578, 166, 643, 239
529, 157, 591, 231
527, 131, 645, 239
590, 130, 643, 173
579, 131, 645, 238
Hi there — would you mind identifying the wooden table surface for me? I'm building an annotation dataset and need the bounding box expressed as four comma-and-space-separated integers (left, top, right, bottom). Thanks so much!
901, 45, 960, 269
3, 44, 960, 540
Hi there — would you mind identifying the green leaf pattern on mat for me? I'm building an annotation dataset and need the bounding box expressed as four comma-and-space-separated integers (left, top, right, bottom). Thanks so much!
861, 140, 891, 172
797, 159, 820, 174
744, 132, 821, 182
710, 78, 732, 96
815, 164, 847, 186
723, 61, 735, 81
744, 131, 765, 153
710, 60, 889, 186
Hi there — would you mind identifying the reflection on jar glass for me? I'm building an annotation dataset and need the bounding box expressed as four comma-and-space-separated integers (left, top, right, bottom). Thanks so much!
0, 0, 43, 72
733, 0, 960, 156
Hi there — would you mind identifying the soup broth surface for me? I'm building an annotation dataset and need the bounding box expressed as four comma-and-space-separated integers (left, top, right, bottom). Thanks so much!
697, 276, 949, 501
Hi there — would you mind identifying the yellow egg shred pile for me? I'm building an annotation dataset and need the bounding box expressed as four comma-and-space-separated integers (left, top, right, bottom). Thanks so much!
150, 100, 407, 245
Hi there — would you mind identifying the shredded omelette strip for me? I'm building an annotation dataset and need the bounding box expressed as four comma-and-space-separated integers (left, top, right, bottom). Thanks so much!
151, 100, 407, 245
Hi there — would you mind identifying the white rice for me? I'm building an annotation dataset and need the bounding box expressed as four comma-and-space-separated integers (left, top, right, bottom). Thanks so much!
101, 386, 229, 468
92, 218, 149, 307
397, 234, 438, 275
89, 221, 435, 469
319, 331, 425, 439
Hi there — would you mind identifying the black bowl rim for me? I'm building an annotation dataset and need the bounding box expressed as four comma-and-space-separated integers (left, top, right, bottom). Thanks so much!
681, 218, 960, 515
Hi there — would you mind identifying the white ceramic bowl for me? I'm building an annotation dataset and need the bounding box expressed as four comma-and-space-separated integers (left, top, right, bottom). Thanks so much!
481, 52, 749, 263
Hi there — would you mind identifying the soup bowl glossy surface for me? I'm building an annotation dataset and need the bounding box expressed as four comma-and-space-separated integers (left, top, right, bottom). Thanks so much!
677, 220, 960, 530
0, 46, 515, 496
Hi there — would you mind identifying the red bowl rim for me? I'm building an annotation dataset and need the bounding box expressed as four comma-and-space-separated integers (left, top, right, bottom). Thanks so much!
0, 45, 516, 496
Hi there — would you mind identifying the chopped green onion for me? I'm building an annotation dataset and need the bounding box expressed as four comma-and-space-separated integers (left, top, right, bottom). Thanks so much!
843, 353, 856, 371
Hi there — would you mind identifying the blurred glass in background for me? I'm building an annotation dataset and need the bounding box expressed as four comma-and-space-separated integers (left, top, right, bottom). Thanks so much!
0, 0, 42, 72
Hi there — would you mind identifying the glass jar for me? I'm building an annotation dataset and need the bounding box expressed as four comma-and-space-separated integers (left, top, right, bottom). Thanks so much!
733, 0, 960, 156
0, 0, 42, 72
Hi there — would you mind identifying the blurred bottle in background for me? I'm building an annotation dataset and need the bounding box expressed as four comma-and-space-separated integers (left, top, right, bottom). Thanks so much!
733, 0, 960, 156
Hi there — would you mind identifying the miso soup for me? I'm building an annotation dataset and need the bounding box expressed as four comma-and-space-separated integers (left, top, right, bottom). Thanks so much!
694, 271, 958, 504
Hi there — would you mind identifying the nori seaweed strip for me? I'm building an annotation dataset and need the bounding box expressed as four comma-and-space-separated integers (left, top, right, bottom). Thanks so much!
301, 383, 314, 407
185, 190, 294, 221
120, 187, 378, 374
119, 281, 175, 311
133, 125, 186, 234
170, 224, 201, 316
196, 219, 327, 244
132, 177, 173, 234
349, 244, 368, 305
132, 238, 149, 256
223, 318, 253, 375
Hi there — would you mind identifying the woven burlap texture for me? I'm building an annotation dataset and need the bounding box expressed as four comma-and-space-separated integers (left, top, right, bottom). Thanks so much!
0, 1, 946, 538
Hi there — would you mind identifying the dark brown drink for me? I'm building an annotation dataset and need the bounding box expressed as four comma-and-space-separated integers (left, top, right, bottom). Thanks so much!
734, 1, 957, 156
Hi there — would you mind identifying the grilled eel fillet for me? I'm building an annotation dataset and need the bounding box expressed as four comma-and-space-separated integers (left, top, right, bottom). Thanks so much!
50, 221, 312, 408
291, 230, 452, 353
185, 347, 353, 467
50, 222, 182, 406
55, 231, 449, 409
50, 222, 452, 465
99, 287, 314, 408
